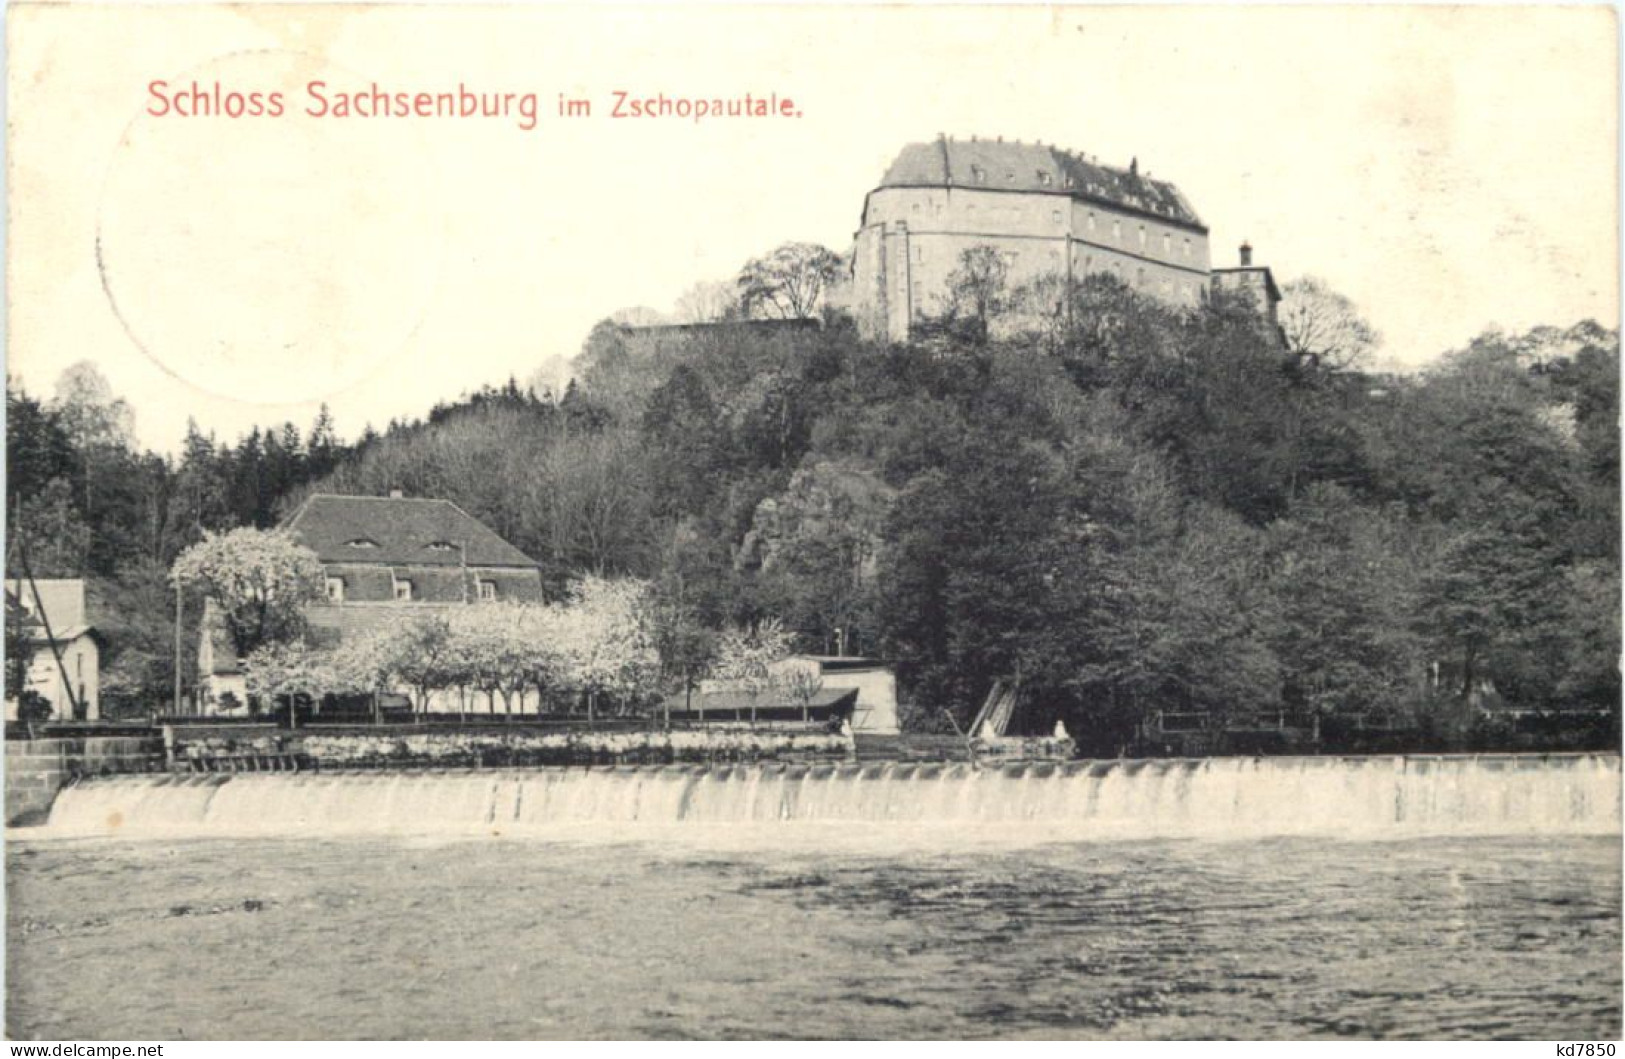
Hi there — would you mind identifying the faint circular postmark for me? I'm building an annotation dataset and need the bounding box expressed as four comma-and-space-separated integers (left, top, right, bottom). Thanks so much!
96, 49, 447, 406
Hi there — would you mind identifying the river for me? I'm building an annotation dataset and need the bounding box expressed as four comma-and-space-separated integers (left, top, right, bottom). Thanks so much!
7, 757, 1620, 1039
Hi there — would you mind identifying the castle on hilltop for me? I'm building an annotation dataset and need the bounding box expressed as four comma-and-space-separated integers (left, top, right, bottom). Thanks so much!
851, 136, 1280, 342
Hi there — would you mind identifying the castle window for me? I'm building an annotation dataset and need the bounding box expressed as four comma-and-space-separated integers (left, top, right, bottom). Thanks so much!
1136, 267, 1146, 287
913, 245, 922, 262
911, 202, 920, 213
478, 580, 497, 602
1006, 171, 1015, 182
1163, 233, 1172, 255
1112, 220, 1121, 240
1138, 226, 1148, 249
325, 577, 345, 603
1052, 209, 1062, 224
1183, 238, 1192, 259
1088, 212, 1097, 231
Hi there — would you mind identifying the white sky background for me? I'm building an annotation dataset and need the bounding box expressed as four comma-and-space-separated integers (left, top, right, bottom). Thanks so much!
7, 4, 1619, 453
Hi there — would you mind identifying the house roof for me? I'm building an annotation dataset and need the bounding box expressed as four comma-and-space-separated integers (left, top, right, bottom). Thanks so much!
282, 494, 538, 569
877, 138, 1204, 230
5, 579, 88, 631
664, 687, 859, 720
25, 624, 93, 645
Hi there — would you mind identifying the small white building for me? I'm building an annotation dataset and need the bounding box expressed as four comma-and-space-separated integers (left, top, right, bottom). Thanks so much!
198, 597, 248, 713
5, 579, 100, 721
768, 655, 900, 734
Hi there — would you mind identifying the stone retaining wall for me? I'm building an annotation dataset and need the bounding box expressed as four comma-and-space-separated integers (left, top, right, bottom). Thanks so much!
174, 727, 854, 770
5, 737, 166, 826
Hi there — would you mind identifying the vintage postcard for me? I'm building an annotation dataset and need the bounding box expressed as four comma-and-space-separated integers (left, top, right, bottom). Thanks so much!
4, 2, 1620, 1044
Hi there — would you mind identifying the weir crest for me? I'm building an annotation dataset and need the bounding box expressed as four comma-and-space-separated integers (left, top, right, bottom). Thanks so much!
39, 754, 1621, 839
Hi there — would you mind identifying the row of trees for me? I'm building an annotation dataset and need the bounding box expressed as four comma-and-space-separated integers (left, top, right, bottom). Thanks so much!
239, 578, 661, 720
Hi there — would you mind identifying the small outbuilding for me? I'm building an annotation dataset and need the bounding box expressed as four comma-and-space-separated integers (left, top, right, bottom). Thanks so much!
768, 656, 901, 734
664, 686, 859, 726
5, 579, 100, 721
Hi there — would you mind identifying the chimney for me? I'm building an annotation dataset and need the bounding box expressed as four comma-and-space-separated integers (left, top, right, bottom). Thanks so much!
388, 488, 404, 499
1239, 241, 1253, 267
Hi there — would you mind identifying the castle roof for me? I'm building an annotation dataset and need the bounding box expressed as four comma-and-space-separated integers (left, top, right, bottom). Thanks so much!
877, 138, 1204, 230
282, 494, 538, 569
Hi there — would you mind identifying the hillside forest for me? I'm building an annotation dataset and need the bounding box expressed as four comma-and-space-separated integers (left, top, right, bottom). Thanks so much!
6, 247, 1619, 752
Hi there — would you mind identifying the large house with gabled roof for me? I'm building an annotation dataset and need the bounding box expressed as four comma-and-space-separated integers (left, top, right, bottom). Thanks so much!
287, 491, 544, 653
198, 491, 545, 713
285, 491, 543, 609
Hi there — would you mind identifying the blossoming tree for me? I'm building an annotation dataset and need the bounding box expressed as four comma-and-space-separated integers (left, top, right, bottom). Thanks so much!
170, 527, 324, 656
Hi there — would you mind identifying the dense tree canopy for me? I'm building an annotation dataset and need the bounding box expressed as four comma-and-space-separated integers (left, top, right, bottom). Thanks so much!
7, 264, 1617, 748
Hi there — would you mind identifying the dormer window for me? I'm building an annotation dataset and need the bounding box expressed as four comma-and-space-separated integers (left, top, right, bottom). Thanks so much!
344, 538, 380, 549
1037, 171, 1052, 186
393, 579, 414, 602
478, 580, 497, 602
969, 164, 985, 183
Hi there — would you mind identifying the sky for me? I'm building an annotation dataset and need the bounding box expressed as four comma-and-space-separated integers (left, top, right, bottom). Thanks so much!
8, 4, 1619, 454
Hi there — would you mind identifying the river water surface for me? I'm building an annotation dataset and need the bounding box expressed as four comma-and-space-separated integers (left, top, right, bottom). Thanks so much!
7, 829, 1620, 1039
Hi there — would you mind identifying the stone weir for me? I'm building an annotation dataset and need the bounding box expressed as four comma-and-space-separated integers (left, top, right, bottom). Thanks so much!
36, 754, 1622, 840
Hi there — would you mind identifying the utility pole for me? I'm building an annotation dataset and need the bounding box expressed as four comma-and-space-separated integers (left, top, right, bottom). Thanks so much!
173, 582, 183, 717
